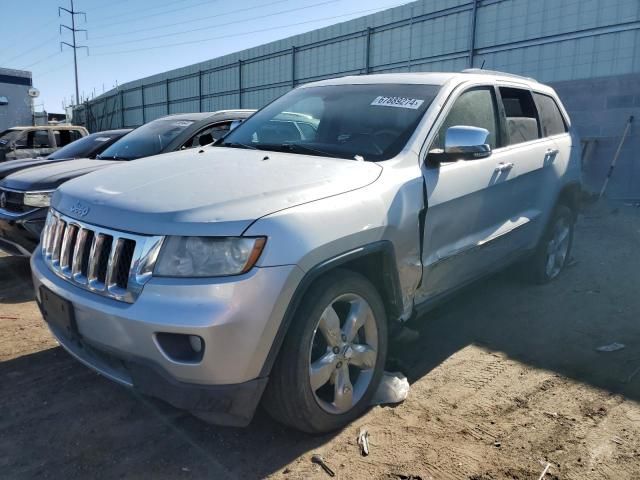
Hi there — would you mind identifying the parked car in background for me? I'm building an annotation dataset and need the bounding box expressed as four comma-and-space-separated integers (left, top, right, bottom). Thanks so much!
0, 125, 89, 162
0, 129, 131, 180
0, 110, 253, 256
31, 71, 582, 432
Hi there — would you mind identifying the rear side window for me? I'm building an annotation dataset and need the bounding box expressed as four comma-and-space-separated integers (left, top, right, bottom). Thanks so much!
499, 87, 540, 145
30, 130, 51, 148
533, 93, 567, 137
432, 87, 499, 150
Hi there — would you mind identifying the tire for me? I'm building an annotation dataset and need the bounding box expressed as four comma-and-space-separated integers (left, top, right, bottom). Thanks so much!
263, 269, 388, 433
526, 204, 575, 284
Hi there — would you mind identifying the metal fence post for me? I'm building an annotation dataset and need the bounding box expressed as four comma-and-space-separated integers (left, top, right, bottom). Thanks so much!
291, 46, 296, 88
120, 90, 124, 128
468, 0, 479, 68
365, 27, 372, 74
198, 70, 203, 112
141, 84, 145, 124
166, 79, 170, 115
238, 59, 243, 108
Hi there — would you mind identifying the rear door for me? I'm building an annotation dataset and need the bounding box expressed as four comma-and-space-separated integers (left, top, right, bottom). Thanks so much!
418, 85, 515, 300
496, 86, 559, 251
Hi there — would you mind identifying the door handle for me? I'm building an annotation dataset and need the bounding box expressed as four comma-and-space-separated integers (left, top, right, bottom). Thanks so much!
494, 162, 514, 172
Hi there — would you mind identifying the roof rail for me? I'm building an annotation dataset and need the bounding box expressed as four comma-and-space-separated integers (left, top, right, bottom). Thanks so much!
461, 68, 538, 83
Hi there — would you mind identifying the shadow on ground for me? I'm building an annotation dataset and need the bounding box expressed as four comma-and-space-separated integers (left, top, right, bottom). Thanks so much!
0, 256, 34, 304
1, 204, 639, 479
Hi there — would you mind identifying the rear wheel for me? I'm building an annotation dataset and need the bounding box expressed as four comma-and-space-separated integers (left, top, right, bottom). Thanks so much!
263, 269, 387, 433
527, 204, 575, 284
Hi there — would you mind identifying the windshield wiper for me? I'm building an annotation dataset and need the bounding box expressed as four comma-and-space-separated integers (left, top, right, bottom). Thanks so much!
255, 143, 345, 159
218, 142, 258, 150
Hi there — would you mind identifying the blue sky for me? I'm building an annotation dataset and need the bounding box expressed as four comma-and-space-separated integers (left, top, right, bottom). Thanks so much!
1, 0, 409, 113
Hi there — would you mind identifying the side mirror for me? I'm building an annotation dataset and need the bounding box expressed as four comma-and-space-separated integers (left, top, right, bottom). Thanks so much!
444, 126, 491, 161
198, 133, 214, 146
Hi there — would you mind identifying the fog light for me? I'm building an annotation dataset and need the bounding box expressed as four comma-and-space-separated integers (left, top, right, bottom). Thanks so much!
155, 333, 205, 363
188, 335, 202, 353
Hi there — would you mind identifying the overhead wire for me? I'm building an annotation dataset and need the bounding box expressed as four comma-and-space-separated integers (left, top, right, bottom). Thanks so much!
90, 2, 410, 57
89, 0, 290, 40
89, 0, 339, 48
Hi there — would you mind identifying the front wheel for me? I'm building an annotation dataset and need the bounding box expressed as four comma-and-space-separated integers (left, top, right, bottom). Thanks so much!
263, 269, 387, 433
527, 204, 575, 284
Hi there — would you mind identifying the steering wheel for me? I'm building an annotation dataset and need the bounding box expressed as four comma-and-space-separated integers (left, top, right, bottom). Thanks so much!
344, 130, 398, 156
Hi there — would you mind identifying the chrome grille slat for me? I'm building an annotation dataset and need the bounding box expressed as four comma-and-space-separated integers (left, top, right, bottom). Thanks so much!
71, 228, 89, 281
59, 224, 77, 274
105, 237, 123, 289
87, 233, 105, 289
41, 209, 164, 303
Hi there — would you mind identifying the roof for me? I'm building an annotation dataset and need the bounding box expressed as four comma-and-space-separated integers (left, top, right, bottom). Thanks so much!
8, 125, 87, 131
90, 129, 132, 135
152, 109, 255, 123
302, 70, 543, 88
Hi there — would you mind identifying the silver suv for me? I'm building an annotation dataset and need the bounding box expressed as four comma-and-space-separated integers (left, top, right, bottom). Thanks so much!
31, 70, 581, 433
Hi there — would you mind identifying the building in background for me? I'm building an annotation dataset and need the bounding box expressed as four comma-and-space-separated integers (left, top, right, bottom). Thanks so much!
74, 0, 640, 199
0, 68, 33, 131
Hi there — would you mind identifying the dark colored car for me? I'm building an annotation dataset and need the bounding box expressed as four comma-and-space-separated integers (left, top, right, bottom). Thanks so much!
0, 129, 131, 180
0, 110, 254, 256
0, 125, 89, 162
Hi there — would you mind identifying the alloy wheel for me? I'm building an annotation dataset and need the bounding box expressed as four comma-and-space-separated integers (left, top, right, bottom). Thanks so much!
308, 293, 379, 414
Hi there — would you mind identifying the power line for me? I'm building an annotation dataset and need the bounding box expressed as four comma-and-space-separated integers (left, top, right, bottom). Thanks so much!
1, 34, 61, 68
90, 0, 338, 48
59, 0, 89, 106
91, 2, 409, 57
90, 0, 218, 27
90, 0, 289, 40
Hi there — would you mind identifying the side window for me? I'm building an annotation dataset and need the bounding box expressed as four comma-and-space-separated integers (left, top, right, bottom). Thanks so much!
70, 130, 83, 142
26, 130, 51, 148
533, 93, 567, 137
185, 122, 232, 149
432, 87, 499, 151
55, 130, 74, 147
499, 87, 540, 145
13, 132, 27, 148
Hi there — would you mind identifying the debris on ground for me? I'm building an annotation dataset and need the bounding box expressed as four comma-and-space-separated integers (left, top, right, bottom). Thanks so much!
596, 342, 625, 352
537, 462, 551, 480
371, 371, 410, 405
357, 427, 370, 456
311, 454, 335, 477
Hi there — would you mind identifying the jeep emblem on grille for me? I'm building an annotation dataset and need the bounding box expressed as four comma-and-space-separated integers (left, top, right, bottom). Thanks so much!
0, 192, 6, 209
70, 201, 89, 217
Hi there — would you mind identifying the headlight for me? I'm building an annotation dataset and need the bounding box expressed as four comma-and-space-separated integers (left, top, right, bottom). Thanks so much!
23, 191, 54, 208
154, 236, 266, 277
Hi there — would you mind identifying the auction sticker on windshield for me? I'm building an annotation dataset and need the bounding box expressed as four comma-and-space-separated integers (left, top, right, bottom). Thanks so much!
371, 96, 424, 109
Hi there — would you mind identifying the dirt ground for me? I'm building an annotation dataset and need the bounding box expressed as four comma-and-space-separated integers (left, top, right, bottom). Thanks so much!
1, 202, 639, 480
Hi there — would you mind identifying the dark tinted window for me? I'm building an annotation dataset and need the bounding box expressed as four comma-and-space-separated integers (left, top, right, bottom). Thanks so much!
219, 84, 439, 161
48, 132, 125, 160
499, 87, 540, 145
185, 122, 232, 148
534, 93, 567, 137
98, 118, 195, 160
433, 87, 499, 150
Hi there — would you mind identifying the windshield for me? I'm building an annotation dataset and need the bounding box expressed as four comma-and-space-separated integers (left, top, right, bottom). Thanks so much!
97, 119, 194, 160
48, 132, 125, 160
0, 130, 23, 146
218, 84, 439, 161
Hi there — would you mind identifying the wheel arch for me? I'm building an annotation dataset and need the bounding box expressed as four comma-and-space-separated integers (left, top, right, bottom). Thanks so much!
259, 240, 402, 377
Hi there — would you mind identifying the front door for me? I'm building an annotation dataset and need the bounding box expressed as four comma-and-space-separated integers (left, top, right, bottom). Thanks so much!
417, 86, 517, 302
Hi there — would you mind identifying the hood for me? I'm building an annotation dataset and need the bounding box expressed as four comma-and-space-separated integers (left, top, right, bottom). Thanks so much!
0, 157, 78, 180
1, 158, 122, 191
54, 147, 382, 236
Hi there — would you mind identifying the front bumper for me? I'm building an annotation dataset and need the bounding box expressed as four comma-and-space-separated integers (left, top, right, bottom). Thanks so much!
32, 250, 304, 426
0, 207, 46, 256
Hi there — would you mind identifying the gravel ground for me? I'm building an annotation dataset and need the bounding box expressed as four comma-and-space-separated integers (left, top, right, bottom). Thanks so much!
0, 202, 639, 479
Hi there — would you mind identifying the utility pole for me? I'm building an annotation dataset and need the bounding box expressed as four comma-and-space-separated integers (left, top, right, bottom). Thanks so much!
59, 0, 88, 106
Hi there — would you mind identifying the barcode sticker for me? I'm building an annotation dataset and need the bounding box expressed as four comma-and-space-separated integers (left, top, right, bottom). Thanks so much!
371, 96, 424, 109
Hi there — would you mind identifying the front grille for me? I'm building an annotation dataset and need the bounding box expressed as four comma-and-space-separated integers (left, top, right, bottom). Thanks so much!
41, 209, 164, 303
